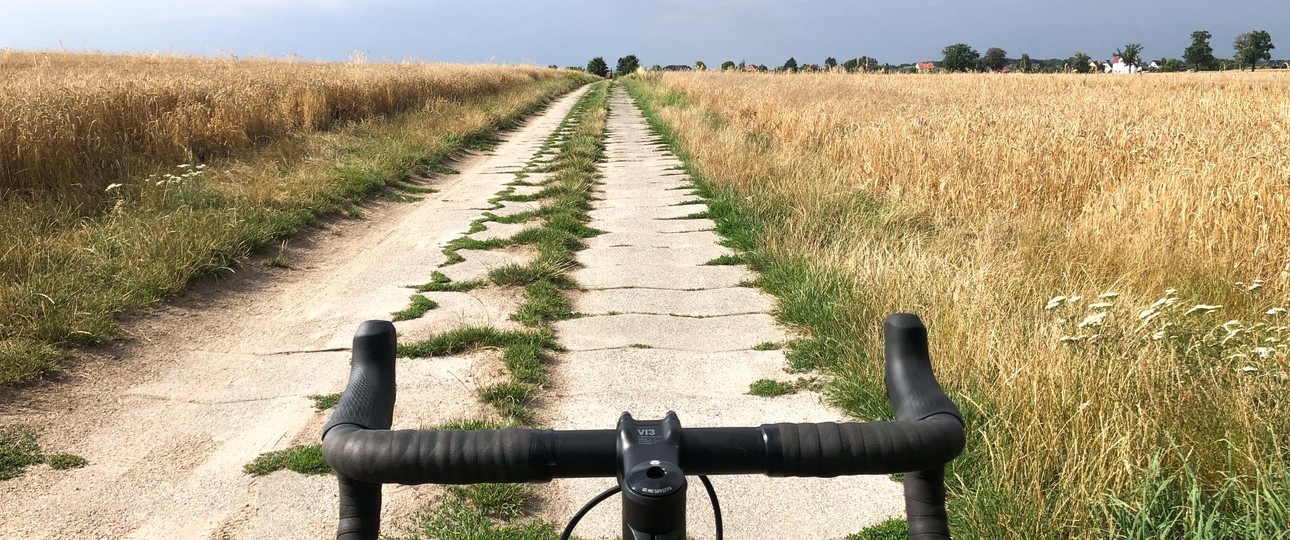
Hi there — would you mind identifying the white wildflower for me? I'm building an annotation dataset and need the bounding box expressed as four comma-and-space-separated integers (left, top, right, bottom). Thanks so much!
1138, 307, 1159, 320
1165, 288, 1177, 296
105, 183, 123, 192
1267, 307, 1287, 316
1184, 304, 1222, 315
1253, 347, 1277, 359
1045, 296, 1067, 310
1240, 366, 1258, 373
178, 163, 190, 168
1078, 312, 1108, 328
1099, 292, 1120, 299
1068, 295, 1083, 303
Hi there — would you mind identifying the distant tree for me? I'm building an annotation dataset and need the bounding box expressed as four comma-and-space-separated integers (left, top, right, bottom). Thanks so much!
586, 56, 609, 77
721, 60, 737, 71
982, 47, 1008, 71
615, 55, 640, 76
941, 43, 980, 72
1115, 43, 1143, 68
824, 57, 838, 70
694, 60, 707, 71
1162, 58, 1185, 72
1071, 52, 1092, 73
738, 60, 746, 70
1019, 53, 1031, 72
1234, 30, 1275, 71
756, 64, 769, 72
782, 57, 798, 71
1183, 30, 1217, 70
841, 58, 859, 72
650, 64, 662, 71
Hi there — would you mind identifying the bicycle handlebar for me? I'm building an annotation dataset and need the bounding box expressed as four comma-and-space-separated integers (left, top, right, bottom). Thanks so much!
321, 313, 964, 539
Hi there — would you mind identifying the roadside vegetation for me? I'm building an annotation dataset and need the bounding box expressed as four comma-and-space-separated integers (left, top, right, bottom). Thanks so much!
0, 51, 593, 385
1, 428, 87, 480
626, 72, 1289, 538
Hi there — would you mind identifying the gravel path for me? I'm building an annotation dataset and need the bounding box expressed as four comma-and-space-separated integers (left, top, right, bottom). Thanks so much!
0, 86, 588, 540
537, 86, 904, 538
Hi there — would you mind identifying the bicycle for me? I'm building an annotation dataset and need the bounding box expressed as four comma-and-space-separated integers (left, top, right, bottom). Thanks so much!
321, 313, 965, 539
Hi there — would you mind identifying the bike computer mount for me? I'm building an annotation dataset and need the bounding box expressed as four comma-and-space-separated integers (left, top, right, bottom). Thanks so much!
617, 411, 687, 540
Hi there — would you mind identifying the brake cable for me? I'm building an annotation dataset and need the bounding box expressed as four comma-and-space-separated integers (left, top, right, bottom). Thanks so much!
560, 475, 723, 540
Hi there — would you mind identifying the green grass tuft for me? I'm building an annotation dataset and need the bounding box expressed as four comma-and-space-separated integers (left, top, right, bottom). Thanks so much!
432, 418, 507, 431
752, 341, 782, 351
45, 453, 88, 470
415, 271, 486, 293
243, 444, 332, 476
705, 254, 746, 266
747, 378, 796, 397
309, 393, 341, 410
392, 294, 440, 321
846, 518, 908, 540
397, 327, 554, 358
0, 429, 44, 480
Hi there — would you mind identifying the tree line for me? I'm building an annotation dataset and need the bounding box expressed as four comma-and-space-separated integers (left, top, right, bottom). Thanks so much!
939, 29, 1275, 73
580, 29, 1276, 77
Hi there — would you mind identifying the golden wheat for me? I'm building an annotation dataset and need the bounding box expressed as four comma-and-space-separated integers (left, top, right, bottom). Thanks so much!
0, 50, 561, 195
640, 71, 1289, 535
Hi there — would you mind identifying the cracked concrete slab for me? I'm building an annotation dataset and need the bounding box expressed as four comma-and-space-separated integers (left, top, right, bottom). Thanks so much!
573, 287, 775, 317
392, 287, 527, 341
588, 203, 707, 221
583, 230, 726, 249
465, 220, 538, 242
553, 313, 787, 351
487, 199, 545, 218
575, 245, 733, 268
571, 263, 754, 290
438, 247, 536, 282
590, 217, 716, 234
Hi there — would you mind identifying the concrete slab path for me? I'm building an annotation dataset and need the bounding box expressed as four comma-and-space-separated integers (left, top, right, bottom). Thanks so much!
540, 86, 904, 538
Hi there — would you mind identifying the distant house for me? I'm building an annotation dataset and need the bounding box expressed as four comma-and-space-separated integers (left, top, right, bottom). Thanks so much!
743, 64, 759, 72
1109, 55, 1141, 74
662, 65, 692, 72
916, 61, 936, 73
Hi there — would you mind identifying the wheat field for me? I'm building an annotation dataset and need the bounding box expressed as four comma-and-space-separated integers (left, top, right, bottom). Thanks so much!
0, 50, 562, 196
632, 71, 1289, 537
0, 51, 587, 383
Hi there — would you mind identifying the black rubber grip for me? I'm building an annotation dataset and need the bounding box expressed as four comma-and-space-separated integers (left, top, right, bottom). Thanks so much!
324, 424, 552, 484
323, 320, 397, 540
324, 320, 398, 435
884, 313, 962, 423
766, 416, 964, 477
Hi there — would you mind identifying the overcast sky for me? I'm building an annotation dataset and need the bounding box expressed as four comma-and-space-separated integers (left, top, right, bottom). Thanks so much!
2, 0, 1286, 66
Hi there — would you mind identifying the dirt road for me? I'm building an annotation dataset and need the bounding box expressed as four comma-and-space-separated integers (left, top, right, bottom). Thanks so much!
0, 86, 589, 540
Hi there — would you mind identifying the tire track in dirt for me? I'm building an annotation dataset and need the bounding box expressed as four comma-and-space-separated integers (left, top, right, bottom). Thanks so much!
0, 85, 589, 540
536, 85, 904, 538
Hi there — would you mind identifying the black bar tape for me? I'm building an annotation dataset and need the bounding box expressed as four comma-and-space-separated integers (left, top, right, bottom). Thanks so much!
324, 425, 554, 485
904, 467, 951, 540
767, 417, 964, 477
324, 320, 398, 436
884, 313, 962, 423
335, 475, 381, 540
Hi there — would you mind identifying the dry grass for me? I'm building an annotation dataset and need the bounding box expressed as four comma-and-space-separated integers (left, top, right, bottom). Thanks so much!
0, 51, 590, 384
631, 71, 1289, 537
